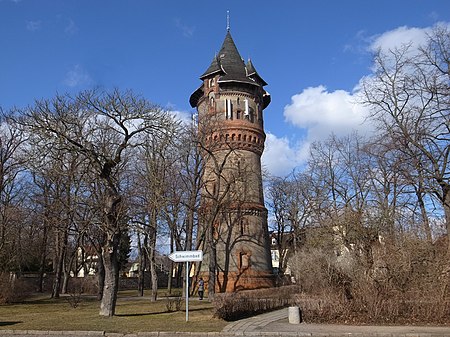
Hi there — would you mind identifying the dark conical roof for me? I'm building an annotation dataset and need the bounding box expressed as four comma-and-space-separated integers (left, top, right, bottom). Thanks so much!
200, 54, 222, 78
246, 59, 267, 86
200, 31, 266, 86
190, 31, 270, 108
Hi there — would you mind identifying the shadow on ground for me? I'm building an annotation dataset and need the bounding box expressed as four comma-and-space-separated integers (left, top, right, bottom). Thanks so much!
0, 322, 22, 327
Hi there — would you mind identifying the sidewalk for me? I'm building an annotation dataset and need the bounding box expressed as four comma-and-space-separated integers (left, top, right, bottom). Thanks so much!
224, 308, 450, 336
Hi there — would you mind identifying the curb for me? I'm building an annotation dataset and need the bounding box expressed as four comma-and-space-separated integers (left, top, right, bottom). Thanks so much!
2, 330, 450, 337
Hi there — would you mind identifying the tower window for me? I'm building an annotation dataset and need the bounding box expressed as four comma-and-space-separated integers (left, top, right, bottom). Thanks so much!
225, 99, 232, 119
244, 99, 249, 119
239, 252, 250, 269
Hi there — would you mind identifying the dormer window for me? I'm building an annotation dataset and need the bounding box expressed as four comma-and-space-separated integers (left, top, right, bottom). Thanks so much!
209, 78, 215, 87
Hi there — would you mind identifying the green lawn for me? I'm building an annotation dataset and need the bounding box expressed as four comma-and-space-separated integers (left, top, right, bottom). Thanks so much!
0, 291, 227, 333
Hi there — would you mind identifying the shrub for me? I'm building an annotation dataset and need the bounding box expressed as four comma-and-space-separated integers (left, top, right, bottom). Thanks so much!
289, 236, 450, 324
165, 294, 182, 312
213, 285, 300, 321
0, 273, 33, 304
74, 276, 98, 295
66, 278, 85, 308
64, 277, 98, 308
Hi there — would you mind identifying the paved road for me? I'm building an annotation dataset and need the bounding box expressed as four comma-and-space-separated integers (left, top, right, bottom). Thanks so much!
2, 308, 450, 336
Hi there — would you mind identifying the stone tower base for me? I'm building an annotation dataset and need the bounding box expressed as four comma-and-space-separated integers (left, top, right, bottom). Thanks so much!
199, 270, 275, 293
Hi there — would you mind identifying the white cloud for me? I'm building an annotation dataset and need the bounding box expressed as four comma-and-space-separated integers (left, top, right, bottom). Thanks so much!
274, 86, 373, 175
65, 19, 78, 35
26, 20, 41, 31
63, 64, 92, 87
262, 133, 307, 177
170, 110, 192, 125
284, 85, 372, 141
275, 23, 450, 176
368, 22, 450, 54
174, 18, 195, 38
369, 25, 430, 53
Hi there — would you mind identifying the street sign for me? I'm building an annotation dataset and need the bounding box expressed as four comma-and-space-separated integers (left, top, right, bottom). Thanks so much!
168, 250, 203, 262
167, 250, 204, 322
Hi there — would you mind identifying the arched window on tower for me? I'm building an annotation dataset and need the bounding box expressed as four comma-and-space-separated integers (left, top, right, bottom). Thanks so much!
210, 97, 215, 108
240, 218, 249, 235
239, 251, 250, 270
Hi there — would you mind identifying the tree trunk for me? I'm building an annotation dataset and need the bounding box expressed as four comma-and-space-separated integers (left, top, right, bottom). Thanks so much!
417, 190, 432, 243
167, 234, 173, 294
185, 204, 195, 251
97, 250, 105, 301
150, 256, 158, 302
51, 232, 66, 298
61, 269, 69, 294
37, 221, 48, 293
62, 250, 77, 294
98, 188, 122, 316
99, 232, 120, 317
167, 261, 173, 294
443, 185, 450, 258
148, 212, 158, 302
52, 255, 63, 298
208, 222, 216, 299
137, 233, 145, 297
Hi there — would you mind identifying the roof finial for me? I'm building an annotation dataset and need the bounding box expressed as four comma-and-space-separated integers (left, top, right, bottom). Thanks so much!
226, 10, 230, 32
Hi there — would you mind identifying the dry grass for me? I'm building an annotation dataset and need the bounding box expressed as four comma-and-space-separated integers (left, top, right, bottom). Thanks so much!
0, 290, 227, 333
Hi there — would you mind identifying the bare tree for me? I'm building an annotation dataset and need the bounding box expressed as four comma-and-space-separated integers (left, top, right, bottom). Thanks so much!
161, 122, 204, 293
0, 111, 28, 273
267, 176, 292, 278
361, 26, 450, 254
267, 171, 315, 281
131, 124, 178, 302
17, 89, 175, 316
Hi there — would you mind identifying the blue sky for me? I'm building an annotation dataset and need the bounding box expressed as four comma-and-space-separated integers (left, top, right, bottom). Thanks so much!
1, 0, 449, 176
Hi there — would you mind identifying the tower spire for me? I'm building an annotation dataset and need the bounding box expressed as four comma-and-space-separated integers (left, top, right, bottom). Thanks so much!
226, 10, 230, 32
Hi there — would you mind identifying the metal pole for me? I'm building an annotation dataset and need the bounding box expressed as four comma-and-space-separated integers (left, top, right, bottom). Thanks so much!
186, 261, 189, 322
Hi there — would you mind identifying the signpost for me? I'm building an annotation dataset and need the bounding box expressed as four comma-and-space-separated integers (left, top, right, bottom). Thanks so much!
168, 250, 203, 322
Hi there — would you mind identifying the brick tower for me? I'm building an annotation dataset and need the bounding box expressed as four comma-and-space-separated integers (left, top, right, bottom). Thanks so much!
190, 29, 274, 292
